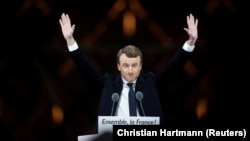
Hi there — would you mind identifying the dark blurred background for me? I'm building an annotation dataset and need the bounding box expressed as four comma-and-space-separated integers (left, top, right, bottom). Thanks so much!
0, 0, 249, 141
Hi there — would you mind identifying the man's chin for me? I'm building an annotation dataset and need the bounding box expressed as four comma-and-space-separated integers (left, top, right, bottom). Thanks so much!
127, 78, 136, 82
124, 76, 137, 82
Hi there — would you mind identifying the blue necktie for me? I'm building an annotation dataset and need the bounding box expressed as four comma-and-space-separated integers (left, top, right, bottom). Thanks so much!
127, 83, 137, 116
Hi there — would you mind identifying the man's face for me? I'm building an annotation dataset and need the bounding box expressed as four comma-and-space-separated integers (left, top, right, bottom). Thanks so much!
117, 54, 142, 83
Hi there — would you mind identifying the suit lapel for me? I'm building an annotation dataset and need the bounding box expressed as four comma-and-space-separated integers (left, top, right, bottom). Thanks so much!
135, 75, 145, 92
113, 76, 123, 95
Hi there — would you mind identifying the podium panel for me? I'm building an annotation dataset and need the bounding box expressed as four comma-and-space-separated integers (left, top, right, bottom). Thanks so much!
78, 116, 159, 141
98, 116, 160, 134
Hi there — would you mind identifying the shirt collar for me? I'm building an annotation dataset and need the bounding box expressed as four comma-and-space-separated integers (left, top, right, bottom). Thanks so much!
121, 77, 137, 85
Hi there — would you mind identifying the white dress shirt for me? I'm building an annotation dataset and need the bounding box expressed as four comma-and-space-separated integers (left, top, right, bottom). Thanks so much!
115, 78, 140, 117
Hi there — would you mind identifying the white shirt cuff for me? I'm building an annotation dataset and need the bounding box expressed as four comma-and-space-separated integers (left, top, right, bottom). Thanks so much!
182, 42, 195, 52
68, 42, 79, 52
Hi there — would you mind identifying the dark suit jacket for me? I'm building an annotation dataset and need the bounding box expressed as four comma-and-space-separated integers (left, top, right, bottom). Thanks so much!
68, 46, 191, 126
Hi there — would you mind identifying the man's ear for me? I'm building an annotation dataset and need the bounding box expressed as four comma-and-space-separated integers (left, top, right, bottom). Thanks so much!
117, 63, 121, 71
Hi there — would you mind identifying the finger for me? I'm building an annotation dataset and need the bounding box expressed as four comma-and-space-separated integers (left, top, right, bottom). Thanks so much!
190, 13, 194, 21
187, 14, 192, 26
62, 13, 68, 24
61, 13, 65, 23
59, 19, 63, 26
195, 19, 198, 26
189, 14, 194, 25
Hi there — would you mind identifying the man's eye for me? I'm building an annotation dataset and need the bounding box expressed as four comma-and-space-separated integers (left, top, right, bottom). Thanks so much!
133, 64, 138, 68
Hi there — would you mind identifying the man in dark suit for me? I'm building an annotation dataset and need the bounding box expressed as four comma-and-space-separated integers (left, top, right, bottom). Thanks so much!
59, 13, 198, 127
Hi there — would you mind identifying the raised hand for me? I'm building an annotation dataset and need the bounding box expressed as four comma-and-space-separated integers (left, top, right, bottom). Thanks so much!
59, 13, 76, 44
184, 13, 198, 46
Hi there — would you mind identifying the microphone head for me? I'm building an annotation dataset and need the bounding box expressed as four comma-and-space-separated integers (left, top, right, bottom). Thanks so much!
111, 93, 119, 102
136, 91, 143, 101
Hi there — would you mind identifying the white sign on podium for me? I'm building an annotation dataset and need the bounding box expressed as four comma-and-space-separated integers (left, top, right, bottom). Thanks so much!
98, 116, 160, 134
78, 116, 160, 141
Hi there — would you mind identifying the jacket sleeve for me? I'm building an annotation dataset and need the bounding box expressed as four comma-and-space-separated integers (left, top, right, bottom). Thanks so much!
156, 47, 191, 86
68, 48, 104, 87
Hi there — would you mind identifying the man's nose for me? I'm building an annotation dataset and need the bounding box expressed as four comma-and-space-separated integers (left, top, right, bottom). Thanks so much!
128, 66, 133, 72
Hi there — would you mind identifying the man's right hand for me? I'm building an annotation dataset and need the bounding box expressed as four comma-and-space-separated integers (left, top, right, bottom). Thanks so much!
59, 13, 76, 46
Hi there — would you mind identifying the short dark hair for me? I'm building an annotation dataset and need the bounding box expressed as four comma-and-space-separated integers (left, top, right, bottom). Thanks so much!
117, 45, 143, 64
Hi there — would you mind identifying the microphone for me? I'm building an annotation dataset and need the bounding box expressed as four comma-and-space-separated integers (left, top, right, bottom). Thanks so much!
111, 93, 119, 116
136, 91, 145, 116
